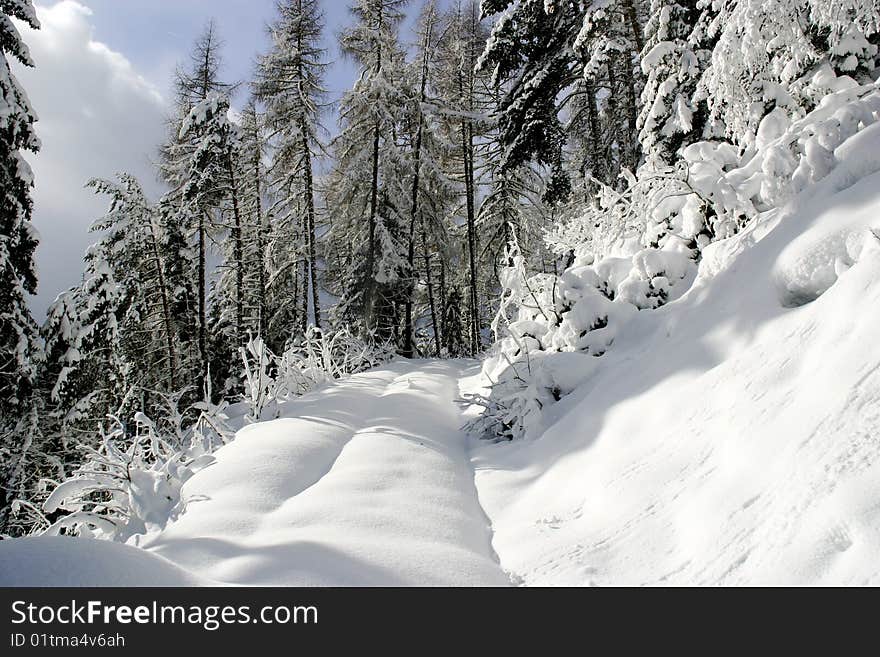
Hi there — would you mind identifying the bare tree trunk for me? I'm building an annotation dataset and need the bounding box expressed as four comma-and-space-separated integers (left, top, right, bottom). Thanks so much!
197, 212, 207, 386
403, 12, 434, 358
422, 221, 441, 357
300, 209, 309, 335
302, 134, 321, 329
227, 151, 245, 346
148, 224, 177, 390
460, 5, 480, 355
462, 121, 479, 355
621, 0, 644, 53
254, 148, 266, 336
438, 254, 447, 350
364, 120, 380, 333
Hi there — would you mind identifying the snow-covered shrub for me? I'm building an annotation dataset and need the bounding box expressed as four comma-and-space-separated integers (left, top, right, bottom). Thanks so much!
470, 235, 696, 441
241, 334, 277, 421
34, 390, 232, 541
476, 71, 880, 443
240, 327, 395, 420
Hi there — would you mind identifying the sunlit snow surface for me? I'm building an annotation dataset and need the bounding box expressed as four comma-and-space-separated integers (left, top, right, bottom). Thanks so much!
2, 361, 510, 586
467, 124, 880, 586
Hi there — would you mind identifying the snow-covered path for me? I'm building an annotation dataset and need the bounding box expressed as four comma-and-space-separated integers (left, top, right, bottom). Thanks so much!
138, 360, 510, 586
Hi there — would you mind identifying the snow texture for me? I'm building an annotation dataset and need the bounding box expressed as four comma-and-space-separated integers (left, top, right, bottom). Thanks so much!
466, 116, 880, 586
0, 536, 210, 586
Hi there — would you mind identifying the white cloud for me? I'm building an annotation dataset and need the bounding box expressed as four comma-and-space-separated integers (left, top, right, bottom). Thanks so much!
13, 1, 169, 317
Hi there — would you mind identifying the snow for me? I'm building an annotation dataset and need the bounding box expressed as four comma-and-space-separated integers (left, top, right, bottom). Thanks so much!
0, 361, 509, 586
0, 536, 210, 586
465, 117, 880, 586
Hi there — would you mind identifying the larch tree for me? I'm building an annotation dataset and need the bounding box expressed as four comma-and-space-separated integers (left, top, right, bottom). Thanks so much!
254, 0, 328, 334
437, 0, 491, 355
326, 0, 411, 340
178, 93, 242, 388
159, 21, 234, 392
401, 0, 456, 357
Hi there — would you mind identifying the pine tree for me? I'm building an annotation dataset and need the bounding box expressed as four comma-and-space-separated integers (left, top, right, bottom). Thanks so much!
238, 101, 270, 337
178, 93, 243, 386
637, 0, 707, 167
477, 0, 584, 198
575, 0, 646, 182
0, 0, 42, 533
401, 1, 456, 357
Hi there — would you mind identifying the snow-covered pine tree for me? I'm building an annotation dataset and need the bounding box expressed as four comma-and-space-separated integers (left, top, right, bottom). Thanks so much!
254, 0, 328, 335
575, 0, 647, 182
326, 0, 411, 341
477, 0, 584, 200
0, 0, 42, 533
637, 0, 708, 167
442, 286, 466, 357
178, 93, 244, 389
40, 175, 181, 425
156, 194, 199, 380
34, 174, 188, 512
237, 101, 270, 338
477, 145, 550, 294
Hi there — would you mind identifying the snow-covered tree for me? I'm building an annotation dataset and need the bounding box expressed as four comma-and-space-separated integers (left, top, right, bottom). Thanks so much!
0, 0, 42, 533
435, 0, 492, 354
575, 0, 647, 181
637, 0, 708, 166
254, 0, 327, 334
237, 102, 270, 338
697, 0, 880, 146
40, 175, 183, 427
477, 0, 581, 196
400, 1, 458, 356
178, 93, 243, 386
158, 22, 235, 393
325, 0, 411, 340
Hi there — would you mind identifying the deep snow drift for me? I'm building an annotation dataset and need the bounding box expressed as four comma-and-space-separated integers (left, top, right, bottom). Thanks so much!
467, 120, 880, 586
1, 361, 510, 586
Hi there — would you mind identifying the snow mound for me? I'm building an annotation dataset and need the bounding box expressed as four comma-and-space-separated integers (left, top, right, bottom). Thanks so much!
468, 107, 880, 586
0, 536, 210, 586
134, 361, 508, 586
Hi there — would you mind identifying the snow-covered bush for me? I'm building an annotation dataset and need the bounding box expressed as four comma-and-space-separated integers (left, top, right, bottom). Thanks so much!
551, 74, 880, 262
241, 326, 395, 420
474, 72, 880, 442
32, 390, 232, 541
470, 234, 696, 441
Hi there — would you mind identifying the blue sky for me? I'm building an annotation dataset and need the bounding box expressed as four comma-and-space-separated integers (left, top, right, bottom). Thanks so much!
16, 1, 429, 317
72, 0, 363, 107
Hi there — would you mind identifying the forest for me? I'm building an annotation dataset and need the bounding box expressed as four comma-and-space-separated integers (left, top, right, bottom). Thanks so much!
1, 0, 880, 586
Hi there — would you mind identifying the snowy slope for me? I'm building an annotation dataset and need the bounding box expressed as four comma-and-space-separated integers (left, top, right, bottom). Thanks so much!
467, 121, 880, 586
